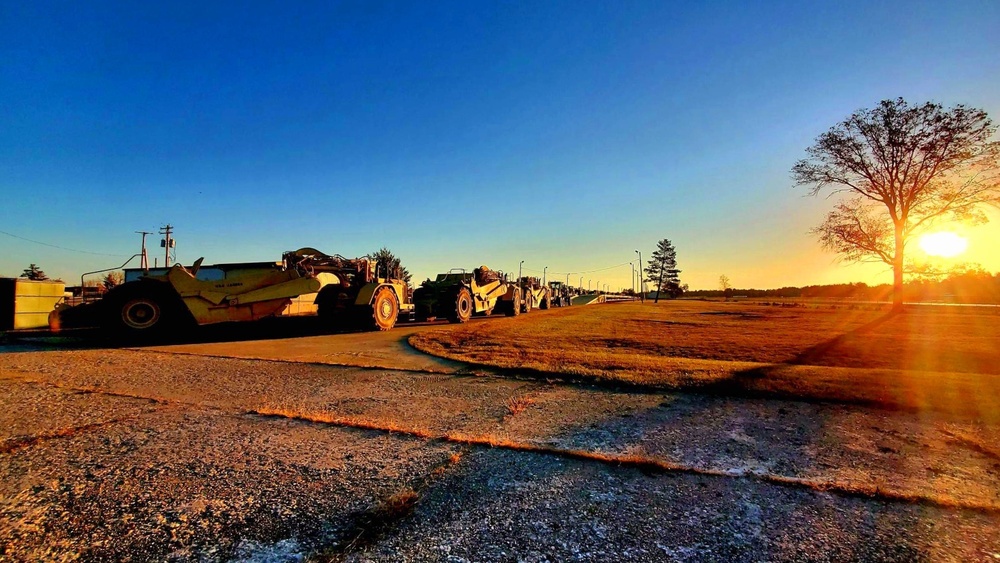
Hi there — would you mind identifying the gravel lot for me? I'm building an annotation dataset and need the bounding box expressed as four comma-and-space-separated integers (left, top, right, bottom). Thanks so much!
1, 335, 999, 561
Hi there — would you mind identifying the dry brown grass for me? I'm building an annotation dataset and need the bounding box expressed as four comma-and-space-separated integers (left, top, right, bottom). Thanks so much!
253, 405, 1000, 513
409, 301, 1000, 421
504, 394, 535, 417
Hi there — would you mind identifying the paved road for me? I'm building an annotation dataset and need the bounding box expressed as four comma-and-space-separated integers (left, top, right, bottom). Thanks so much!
1, 329, 999, 561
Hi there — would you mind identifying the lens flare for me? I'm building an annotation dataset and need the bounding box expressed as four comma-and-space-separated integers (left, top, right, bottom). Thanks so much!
918, 232, 968, 258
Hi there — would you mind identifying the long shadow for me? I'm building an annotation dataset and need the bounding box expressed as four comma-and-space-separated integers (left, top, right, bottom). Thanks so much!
1, 316, 446, 353
786, 310, 900, 367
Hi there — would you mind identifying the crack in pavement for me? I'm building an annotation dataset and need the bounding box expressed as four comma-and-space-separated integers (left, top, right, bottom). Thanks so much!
248, 407, 1000, 515
0, 419, 127, 455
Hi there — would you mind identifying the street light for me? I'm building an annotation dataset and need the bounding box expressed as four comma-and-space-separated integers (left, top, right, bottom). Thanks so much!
588, 279, 591, 291
518, 260, 524, 282
543, 266, 547, 286
634, 249, 642, 295
579, 276, 583, 291
565, 273, 570, 285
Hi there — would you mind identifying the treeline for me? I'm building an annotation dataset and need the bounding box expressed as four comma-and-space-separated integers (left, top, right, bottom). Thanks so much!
686, 271, 1000, 304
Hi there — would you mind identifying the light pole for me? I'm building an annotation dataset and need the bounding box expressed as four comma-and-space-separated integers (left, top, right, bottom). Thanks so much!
588, 279, 591, 291
634, 249, 642, 295
543, 266, 547, 286
518, 260, 524, 283
579, 276, 583, 291
596, 280, 600, 294
630, 262, 635, 294
565, 273, 570, 285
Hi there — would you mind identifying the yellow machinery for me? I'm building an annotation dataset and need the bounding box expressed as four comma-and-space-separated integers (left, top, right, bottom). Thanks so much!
49, 248, 411, 337
412, 266, 519, 323
516, 276, 551, 313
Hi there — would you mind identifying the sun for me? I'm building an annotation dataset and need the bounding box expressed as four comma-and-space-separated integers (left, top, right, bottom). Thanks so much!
918, 232, 968, 258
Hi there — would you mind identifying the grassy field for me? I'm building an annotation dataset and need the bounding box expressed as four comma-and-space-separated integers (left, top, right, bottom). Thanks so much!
410, 301, 1000, 421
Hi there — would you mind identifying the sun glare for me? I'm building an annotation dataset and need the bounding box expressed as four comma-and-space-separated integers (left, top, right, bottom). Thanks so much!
919, 232, 968, 258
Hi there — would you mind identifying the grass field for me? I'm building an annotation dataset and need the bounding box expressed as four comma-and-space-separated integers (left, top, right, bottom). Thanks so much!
410, 301, 1000, 421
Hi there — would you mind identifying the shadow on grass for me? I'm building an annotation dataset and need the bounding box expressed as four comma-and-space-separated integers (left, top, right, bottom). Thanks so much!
786, 310, 899, 367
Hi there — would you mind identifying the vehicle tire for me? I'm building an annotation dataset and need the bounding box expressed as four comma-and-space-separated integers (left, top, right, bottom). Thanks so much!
540, 296, 550, 310
449, 287, 473, 323
506, 289, 521, 317
523, 293, 533, 314
104, 282, 185, 341
367, 286, 399, 331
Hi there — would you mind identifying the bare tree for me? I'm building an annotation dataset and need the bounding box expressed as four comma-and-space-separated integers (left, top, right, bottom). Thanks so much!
719, 274, 732, 300
793, 98, 1000, 311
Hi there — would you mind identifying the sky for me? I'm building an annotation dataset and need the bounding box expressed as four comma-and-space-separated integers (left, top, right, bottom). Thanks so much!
2, 0, 999, 291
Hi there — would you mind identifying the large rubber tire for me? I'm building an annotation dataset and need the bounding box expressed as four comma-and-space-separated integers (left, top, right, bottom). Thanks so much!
103, 282, 187, 341
540, 296, 550, 310
367, 286, 399, 331
523, 292, 533, 314
448, 287, 473, 324
506, 289, 521, 317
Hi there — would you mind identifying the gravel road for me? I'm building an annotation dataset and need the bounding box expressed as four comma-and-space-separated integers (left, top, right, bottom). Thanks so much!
1, 338, 999, 561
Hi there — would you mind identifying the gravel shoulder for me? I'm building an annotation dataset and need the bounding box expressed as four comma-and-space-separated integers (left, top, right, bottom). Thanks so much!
1, 344, 999, 561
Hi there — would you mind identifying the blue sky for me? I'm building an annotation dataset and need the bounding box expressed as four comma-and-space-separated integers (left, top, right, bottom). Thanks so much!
3, 1, 999, 290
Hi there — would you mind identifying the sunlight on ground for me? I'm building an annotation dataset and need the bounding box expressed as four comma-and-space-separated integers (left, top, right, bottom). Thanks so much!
410, 301, 1000, 421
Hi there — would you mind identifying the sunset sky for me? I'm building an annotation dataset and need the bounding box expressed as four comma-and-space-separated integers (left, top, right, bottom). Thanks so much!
2, 1, 999, 291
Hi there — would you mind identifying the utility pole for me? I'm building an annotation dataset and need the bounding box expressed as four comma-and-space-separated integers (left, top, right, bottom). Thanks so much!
543, 266, 547, 286
519, 260, 524, 283
630, 262, 635, 294
159, 224, 174, 266
135, 231, 152, 272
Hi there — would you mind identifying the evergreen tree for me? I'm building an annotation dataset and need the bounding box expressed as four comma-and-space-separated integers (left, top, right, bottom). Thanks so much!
102, 271, 124, 291
370, 247, 412, 284
21, 264, 48, 281
644, 239, 682, 300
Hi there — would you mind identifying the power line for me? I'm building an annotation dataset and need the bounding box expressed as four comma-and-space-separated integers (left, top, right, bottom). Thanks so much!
0, 229, 128, 257
523, 261, 633, 275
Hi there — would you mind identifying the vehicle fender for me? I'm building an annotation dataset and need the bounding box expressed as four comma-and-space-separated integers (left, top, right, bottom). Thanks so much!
354, 282, 402, 306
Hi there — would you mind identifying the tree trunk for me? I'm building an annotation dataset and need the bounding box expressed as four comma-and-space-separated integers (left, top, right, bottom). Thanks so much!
892, 224, 905, 313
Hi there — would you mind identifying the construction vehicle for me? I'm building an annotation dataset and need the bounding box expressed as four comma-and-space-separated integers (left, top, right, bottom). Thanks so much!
517, 276, 550, 313
48, 247, 411, 338
286, 248, 410, 331
547, 281, 573, 307
412, 266, 520, 323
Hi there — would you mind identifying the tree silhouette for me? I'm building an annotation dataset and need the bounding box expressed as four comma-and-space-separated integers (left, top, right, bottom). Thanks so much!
21, 264, 48, 280
719, 274, 733, 300
644, 239, 682, 301
370, 247, 412, 284
102, 271, 124, 291
793, 98, 1000, 312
